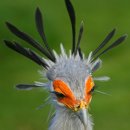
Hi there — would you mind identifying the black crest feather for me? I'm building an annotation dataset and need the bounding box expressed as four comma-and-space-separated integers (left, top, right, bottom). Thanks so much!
35, 8, 55, 62
16, 84, 41, 90
92, 28, 116, 56
92, 34, 127, 61
75, 21, 84, 56
4, 0, 127, 69
4, 40, 49, 69
65, 0, 76, 54
6, 22, 55, 62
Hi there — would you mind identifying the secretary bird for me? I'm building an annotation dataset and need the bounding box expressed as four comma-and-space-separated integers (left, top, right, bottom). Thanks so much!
4, 0, 127, 130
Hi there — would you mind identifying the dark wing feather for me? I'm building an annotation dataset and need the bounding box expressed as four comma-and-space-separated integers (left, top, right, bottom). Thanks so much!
4, 40, 49, 69
92, 28, 116, 56
92, 34, 127, 61
35, 8, 55, 61
65, 0, 76, 54
6, 22, 54, 62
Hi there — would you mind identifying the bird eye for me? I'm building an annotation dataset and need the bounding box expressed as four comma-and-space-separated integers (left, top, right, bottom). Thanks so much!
85, 76, 95, 94
52, 91, 65, 98
89, 86, 95, 94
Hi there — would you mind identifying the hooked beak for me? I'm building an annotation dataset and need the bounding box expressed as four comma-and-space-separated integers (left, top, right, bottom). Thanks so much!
73, 100, 89, 129
76, 108, 88, 130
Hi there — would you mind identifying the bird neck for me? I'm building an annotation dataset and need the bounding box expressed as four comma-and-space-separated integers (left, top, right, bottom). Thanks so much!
49, 106, 93, 130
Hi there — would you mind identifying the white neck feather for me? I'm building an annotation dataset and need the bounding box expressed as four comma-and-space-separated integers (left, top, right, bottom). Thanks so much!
49, 107, 93, 130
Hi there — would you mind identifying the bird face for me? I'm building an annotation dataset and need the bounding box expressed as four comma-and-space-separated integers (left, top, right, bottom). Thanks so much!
52, 75, 94, 112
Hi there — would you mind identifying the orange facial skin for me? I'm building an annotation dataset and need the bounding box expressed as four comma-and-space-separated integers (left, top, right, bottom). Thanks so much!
85, 76, 95, 105
53, 80, 79, 110
53, 76, 94, 111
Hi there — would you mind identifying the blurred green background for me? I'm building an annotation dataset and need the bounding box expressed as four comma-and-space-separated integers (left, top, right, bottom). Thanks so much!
0, 0, 130, 130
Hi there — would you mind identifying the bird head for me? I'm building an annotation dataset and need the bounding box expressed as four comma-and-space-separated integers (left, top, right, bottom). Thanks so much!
46, 50, 96, 127
47, 52, 94, 111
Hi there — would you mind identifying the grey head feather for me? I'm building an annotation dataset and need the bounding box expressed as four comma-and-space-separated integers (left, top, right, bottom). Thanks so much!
46, 44, 92, 99
94, 76, 110, 82
91, 59, 102, 72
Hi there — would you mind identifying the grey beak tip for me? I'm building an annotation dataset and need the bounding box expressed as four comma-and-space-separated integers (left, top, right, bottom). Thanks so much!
76, 108, 88, 129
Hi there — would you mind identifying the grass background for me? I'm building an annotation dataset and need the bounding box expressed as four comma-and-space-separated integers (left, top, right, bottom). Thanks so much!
0, 0, 130, 130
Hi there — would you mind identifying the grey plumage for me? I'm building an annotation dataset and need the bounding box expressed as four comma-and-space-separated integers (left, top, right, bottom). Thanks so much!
49, 107, 93, 130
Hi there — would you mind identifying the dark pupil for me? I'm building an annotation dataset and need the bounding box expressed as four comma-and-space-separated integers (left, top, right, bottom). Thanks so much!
90, 86, 95, 93
54, 92, 65, 98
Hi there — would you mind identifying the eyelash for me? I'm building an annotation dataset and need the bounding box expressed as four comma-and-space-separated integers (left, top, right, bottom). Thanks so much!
51, 91, 65, 98
89, 86, 95, 94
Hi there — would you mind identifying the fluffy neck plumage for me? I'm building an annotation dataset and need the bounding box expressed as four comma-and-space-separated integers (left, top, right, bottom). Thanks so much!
49, 106, 93, 130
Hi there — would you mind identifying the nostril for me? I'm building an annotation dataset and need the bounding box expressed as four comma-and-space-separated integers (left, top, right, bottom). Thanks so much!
73, 100, 87, 111
73, 104, 80, 111
77, 105, 80, 109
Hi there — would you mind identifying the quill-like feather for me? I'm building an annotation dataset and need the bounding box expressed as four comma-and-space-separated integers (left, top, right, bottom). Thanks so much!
92, 34, 127, 61
92, 28, 116, 56
65, 0, 76, 54
75, 22, 84, 56
6, 22, 54, 61
35, 8, 55, 62
4, 40, 49, 69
